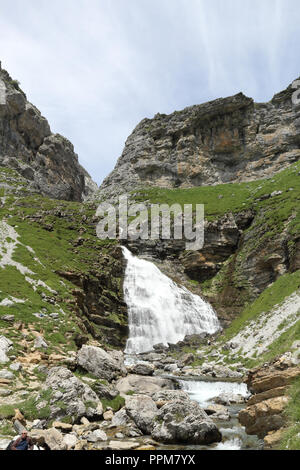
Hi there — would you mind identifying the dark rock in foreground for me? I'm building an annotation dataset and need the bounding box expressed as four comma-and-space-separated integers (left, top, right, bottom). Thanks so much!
151, 399, 222, 445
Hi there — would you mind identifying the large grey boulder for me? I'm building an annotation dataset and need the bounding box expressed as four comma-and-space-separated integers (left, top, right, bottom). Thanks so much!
116, 374, 176, 395
129, 363, 155, 376
41, 366, 103, 422
92, 381, 119, 400
151, 390, 190, 406
77, 345, 126, 382
151, 399, 222, 445
0, 336, 13, 364
125, 395, 158, 434
111, 408, 133, 427
31, 428, 67, 450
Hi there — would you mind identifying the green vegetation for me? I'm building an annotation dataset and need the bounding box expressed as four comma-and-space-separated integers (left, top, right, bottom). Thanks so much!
0, 420, 14, 436
221, 270, 300, 341
259, 319, 300, 364
133, 160, 300, 226
0, 396, 49, 421
280, 377, 300, 450
0, 172, 125, 350
101, 395, 125, 412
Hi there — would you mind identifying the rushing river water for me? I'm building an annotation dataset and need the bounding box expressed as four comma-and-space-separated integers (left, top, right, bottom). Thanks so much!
125, 353, 263, 450
164, 377, 262, 451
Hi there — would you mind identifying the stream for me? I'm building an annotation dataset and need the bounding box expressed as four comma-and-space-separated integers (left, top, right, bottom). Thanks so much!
159, 377, 263, 451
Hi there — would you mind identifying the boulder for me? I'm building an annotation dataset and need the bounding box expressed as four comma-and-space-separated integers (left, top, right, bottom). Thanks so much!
9, 362, 22, 372
238, 396, 289, 438
31, 428, 67, 450
0, 369, 15, 380
41, 366, 103, 422
204, 404, 230, 421
103, 410, 114, 421
63, 433, 78, 450
74, 439, 89, 450
213, 393, 247, 405
13, 419, 27, 434
0, 336, 13, 363
247, 386, 286, 406
179, 353, 195, 366
151, 390, 190, 407
264, 429, 283, 449
116, 374, 176, 395
111, 408, 134, 427
139, 353, 166, 362
153, 343, 168, 352
125, 394, 158, 434
80, 417, 90, 426
13, 409, 26, 427
34, 336, 48, 350
151, 399, 222, 445
207, 365, 243, 379
77, 345, 126, 381
0, 389, 12, 397
85, 429, 108, 442
239, 362, 300, 438
52, 421, 73, 432
92, 381, 119, 400
129, 363, 155, 376
1, 315, 15, 323
164, 364, 179, 373
247, 367, 300, 394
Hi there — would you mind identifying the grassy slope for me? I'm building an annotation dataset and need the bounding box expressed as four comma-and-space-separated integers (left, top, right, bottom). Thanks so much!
134, 162, 300, 450
0, 167, 118, 356
134, 159, 300, 233
280, 376, 300, 450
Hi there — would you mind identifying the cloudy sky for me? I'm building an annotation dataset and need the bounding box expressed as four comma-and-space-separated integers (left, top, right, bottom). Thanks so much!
0, 0, 299, 185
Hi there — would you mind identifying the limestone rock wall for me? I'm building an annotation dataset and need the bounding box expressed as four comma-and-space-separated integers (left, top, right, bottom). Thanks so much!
0, 64, 97, 201
97, 80, 300, 201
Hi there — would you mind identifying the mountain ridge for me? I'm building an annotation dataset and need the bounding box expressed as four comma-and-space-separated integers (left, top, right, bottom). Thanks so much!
0, 62, 97, 202
95, 78, 300, 202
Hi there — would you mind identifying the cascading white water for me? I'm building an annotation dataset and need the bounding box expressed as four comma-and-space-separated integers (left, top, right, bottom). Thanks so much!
122, 247, 221, 354
178, 379, 249, 406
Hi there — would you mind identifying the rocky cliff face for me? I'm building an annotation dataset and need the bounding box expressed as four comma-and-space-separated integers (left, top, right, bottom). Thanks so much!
239, 354, 300, 444
0, 63, 97, 201
97, 80, 300, 201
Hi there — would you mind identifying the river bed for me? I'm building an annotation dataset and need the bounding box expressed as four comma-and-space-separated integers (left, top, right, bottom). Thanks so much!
157, 377, 263, 451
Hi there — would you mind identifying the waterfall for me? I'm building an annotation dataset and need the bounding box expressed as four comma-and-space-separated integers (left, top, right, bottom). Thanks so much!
122, 247, 221, 354
178, 379, 249, 406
